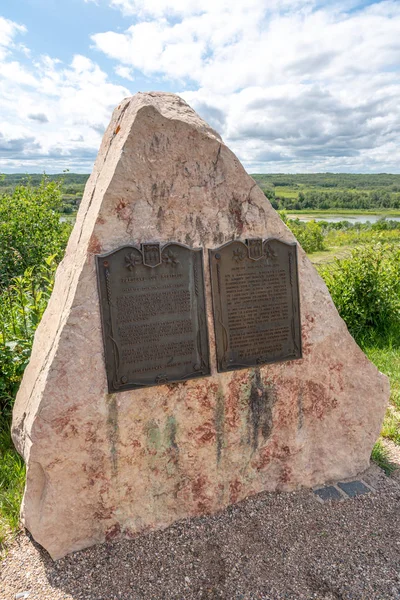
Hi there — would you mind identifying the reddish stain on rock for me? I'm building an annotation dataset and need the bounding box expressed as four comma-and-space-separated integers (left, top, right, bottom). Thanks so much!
303, 380, 338, 420
105, 522, 121, 541
88, 234, 102, 255
82, 462, 109, 487
195, 383, 218, 412
301, 315, 317, 356
229, 478, 243, 504
94, 505, 114, 520
46, 457, 62, 470
191, 475, 212, 513
192, 421, 216, 444
251, 440, 294, 471
328, 362, 345, 392
279, 464, 292, 485
252, 445, 272, 471
226, 374, 247, 430
192, 475, 207, 497
229, 197, 245, 234
115, 199, 132, 226
51, 406, 79, 438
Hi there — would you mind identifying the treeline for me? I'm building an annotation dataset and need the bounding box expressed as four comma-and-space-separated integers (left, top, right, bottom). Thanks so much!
270, 189, 400, 210
0, 174, 90, 214
252, 173, 400, 211
3, 173, 400, 213
253, 173, 400, 190
0, 173, 89, 187
320, 218, 400, 231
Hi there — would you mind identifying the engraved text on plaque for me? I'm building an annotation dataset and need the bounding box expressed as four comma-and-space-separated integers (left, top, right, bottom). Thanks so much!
96, 243, 210, 391
209, 238, 302, 372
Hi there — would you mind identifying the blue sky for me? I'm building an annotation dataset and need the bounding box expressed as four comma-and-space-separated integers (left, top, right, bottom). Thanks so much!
0, 0, 399, 173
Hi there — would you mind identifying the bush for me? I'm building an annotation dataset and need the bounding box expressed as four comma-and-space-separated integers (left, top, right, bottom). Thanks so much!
0, 413, 25, 551
319, 243, 400, 343
0, 258, 56, 415
0, 260, 56, 548
280, 211, 325, 253
0, 177, 71, 289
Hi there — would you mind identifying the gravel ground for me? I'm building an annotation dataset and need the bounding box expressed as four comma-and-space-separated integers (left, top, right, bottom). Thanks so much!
1, 465, 400, 600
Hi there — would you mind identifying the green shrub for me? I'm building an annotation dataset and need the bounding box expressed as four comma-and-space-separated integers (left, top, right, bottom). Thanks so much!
0, 258, 56, 415
279, 211, 325, 253
0, 260, 56, 548
319, 243, 400, 343
0, 413, 25, 551
371, 439, 397, 476
0, 177, 71, 289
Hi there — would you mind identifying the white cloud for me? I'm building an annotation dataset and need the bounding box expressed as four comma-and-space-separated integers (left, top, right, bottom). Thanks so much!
109, 0, 305, 18
90, 0, 400, 172
115, 65, 134, 80
0, 20, 131, 172
1, 2, 400, 173
0, 16, 26, 61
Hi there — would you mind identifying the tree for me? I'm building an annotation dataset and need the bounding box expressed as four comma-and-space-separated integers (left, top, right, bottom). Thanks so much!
0, 177, 71, 289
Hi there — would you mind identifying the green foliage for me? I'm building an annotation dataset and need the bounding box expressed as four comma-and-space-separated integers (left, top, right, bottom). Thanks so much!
371, 440, 397, 476
381, 411, 400, 445
0, 177, 71, 288
253, 173, 400, 210
254, 173, 400, 190
319, 244, 400, 343
0, 261, 56, 549
0, 258, 56, 414
0, 413, 25, 552
0, 173, 88, 215
0, 178, 71, 546
280, 210, 325, 253
324, 226, 400, 250
364, 344, 400, 411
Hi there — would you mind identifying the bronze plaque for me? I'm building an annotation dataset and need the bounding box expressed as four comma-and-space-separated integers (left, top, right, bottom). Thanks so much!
209, 238, 302, 372
96, 242, 210, 392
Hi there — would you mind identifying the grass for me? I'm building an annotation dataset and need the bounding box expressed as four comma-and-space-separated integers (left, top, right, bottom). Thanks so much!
0, 415, 25, 555
274, 187, 301, 199
362, 341, 400, 474
307, 228, 400, 264
371, 440, 397, 476
308, 245, 354, 265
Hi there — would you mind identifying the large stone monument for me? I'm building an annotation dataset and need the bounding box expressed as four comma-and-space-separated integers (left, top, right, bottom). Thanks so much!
12, 92, 389, 559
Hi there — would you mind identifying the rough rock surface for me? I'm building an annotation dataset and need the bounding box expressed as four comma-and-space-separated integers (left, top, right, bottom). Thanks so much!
12, 92, 389, 560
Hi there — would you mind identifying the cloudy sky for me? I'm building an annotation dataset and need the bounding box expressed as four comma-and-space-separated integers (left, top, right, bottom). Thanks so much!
0, 0, 399, 174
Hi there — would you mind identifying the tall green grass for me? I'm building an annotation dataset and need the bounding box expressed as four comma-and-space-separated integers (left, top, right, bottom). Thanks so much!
319, 244, 400, 473
0, 413, 25, 551
0, 258, 56, 552
319, 243, 400, 343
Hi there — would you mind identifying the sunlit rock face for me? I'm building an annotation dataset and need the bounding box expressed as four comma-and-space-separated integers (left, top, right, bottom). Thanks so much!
12, 92, 389, 560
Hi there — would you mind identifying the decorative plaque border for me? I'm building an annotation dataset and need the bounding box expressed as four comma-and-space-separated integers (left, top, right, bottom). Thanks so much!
96, 242, 210, 392
209, 238, 302, 373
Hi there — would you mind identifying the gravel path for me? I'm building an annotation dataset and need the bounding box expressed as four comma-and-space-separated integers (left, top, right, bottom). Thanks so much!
1, 465, 400, 600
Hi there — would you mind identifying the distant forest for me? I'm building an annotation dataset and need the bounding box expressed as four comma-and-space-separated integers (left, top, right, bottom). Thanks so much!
252, 173, 400, 210
2, 172, 400, 212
